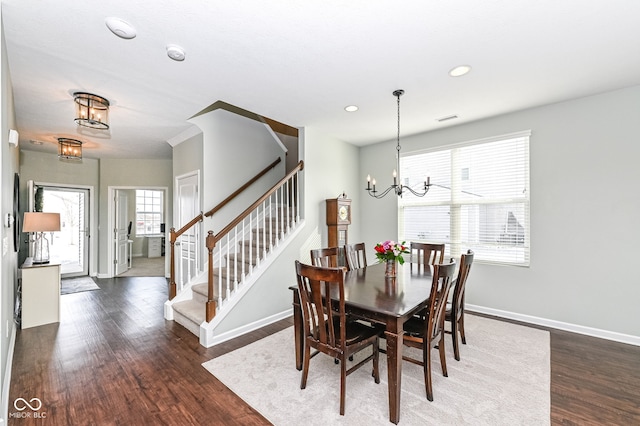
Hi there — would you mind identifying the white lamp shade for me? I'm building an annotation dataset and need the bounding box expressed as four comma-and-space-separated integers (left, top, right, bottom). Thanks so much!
22, 212, 61, 232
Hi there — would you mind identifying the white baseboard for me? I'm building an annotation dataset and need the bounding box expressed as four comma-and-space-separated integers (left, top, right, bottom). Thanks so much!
1, 323, 17, 424
203, 309, 291, 347
467, 304, 640, 347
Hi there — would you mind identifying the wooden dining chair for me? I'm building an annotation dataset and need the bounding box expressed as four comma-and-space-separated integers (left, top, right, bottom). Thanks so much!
402, 259, 456, 402
295, 261, 381, 415
310, 246, 344, 268
410, 242, 445, 266
445, 249, 475, 361
344, 242, 367, 270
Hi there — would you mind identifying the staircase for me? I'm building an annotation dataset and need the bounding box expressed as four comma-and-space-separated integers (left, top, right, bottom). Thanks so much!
165, 161, 303, 346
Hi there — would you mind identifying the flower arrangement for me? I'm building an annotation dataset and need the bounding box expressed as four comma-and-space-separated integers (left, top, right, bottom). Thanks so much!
374, 240, 410, 264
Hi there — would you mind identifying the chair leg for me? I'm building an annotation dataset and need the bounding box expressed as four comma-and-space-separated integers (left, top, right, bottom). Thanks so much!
372, 338, 380, 384
438, 339, 448, 378
300, 344, 311, 389
424, 344, 433, 402
451, 318, 461, 361
339, 357, 347, 415
459, 313, 466, 345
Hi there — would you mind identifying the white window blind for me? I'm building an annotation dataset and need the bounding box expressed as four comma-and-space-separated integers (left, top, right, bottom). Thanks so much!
136, 190, 163, 236
399, 131, 530, 266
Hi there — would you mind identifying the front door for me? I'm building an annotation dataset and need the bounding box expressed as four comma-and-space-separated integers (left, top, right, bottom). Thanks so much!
38, 185, 90, 278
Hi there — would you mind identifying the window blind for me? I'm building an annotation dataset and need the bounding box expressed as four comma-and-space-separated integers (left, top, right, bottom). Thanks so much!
399, 131, 530, 266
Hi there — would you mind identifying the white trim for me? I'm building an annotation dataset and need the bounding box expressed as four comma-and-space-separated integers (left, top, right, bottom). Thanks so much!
1, 324, 17, 423
166, 125, 202, 147
468, 304, 640, 347
203, 309, 292, 347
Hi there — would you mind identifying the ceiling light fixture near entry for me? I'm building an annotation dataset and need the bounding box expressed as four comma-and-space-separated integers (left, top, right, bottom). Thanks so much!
166, 44, 186, 61
74, 92, 110, 129
449, 65, 472, 77
105, 17, 137, 39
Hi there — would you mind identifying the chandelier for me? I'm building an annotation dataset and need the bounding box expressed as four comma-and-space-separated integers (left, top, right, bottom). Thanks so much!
74, 92, 110, 129
365, 89, 431, 198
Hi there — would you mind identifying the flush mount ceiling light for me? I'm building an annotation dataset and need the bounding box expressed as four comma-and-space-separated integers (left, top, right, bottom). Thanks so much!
166, 44, 186, 61
449, 65, 472, 77
58, 138, 83, 161
344, 105, 359, 112
105, 17, 137, 39
74, 92, 110, 129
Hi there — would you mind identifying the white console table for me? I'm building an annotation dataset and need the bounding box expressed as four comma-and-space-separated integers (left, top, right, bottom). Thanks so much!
20, 258, 61, 329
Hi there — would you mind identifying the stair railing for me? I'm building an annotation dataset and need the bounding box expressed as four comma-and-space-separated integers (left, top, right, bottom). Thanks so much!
205, 160, 304, 321
169, 157, 283, 300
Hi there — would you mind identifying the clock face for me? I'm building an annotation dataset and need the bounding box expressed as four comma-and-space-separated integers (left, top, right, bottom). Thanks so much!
339, 205, 349, 221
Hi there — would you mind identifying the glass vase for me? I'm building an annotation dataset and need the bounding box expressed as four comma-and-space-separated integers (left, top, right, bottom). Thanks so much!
384, 259, 397, 278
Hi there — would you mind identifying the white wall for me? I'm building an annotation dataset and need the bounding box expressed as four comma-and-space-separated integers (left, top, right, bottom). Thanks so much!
360, 85, 640, 341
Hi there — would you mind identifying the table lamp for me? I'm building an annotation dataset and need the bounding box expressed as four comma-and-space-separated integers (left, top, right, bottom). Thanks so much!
22, 212, 61, 264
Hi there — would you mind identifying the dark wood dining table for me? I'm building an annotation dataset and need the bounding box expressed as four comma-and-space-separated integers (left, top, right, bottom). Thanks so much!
290, 262, 435, 424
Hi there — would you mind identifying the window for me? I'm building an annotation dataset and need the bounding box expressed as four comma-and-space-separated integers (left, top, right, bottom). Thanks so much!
136, 190, 163, 235
399, 131, 530, 266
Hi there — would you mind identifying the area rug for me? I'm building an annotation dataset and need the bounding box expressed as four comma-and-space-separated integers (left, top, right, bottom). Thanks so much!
60, 276, 100, 295
202, 315, 550, 426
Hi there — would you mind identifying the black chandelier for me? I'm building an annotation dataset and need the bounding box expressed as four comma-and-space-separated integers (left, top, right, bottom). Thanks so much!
365, 89, 431, 198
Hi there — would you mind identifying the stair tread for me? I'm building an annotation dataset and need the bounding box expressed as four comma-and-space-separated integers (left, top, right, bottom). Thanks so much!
173, 299, 206, 323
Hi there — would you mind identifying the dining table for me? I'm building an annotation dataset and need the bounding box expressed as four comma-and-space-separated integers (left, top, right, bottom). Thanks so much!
290, 261, 436, 424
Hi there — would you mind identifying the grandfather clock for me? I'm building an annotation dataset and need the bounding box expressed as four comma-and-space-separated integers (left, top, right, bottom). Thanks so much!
326, 197, 351, 247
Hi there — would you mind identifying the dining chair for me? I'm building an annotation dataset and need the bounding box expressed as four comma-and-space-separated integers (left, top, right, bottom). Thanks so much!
402, 259, 456, 402
310, 246, 345, 268
445, 249, 475, 361
410, 242, 445, 266
294, 261, 381, 415
344, 242, 367, 270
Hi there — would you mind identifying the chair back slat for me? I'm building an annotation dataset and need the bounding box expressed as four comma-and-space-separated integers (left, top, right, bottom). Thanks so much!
411, 242, 445, 266
310, 247, 345, 268
426, 260, 456, 343
451, 250, 474, 321
344, 242, 367, 270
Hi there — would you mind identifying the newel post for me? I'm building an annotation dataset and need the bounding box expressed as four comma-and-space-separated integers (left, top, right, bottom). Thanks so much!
205, 230, 216, 322
169, 227, 177, 299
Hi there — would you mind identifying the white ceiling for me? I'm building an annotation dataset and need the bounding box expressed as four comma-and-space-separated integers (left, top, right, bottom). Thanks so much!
3, 1, 640, 160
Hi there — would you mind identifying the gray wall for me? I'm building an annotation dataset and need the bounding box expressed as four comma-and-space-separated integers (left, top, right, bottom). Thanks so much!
360, 85, 640, 340
0, 13, 19, 420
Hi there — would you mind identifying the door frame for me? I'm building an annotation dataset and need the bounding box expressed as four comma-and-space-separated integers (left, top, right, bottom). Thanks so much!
174, 170, 202, 290
107, 185, 169, 278
29, 181, 97, 277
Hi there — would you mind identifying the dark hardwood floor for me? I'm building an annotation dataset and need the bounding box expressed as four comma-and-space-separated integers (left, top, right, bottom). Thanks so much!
9, 276, 640, 425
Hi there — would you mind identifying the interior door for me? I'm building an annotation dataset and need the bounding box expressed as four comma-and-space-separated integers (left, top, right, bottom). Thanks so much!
37, 185, 90, 278
114, 190, 129, 276
176, 173, 200, 288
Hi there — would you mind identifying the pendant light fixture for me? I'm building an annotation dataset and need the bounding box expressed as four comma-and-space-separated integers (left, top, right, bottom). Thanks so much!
365, 90, 431, 198
74, 92, 110, 129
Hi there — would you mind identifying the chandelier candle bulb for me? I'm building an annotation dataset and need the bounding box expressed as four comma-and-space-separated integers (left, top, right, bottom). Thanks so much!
367, 175, 371, 190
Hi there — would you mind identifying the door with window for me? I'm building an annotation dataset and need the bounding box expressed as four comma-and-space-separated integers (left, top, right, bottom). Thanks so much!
37, 185, 90, 278
176, 173, 200, 289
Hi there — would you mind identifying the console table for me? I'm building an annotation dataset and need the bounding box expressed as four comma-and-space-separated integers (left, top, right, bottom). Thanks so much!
20, 258, 60, 329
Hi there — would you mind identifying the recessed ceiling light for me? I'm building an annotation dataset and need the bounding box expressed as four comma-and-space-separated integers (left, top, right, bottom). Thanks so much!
29, 140, 43, 145
105, 17, 137, 40
166, 44, 186, 61
449, 65, 471, 77
344, 105, 358, 112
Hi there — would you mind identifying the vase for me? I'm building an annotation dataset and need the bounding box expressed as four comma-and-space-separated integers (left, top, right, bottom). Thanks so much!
384, 259, 397, 278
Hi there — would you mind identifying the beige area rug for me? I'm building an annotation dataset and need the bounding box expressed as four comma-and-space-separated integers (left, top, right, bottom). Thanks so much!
203, 315, 550, 426
60, 276, 100, 295
117, 256, 166, 277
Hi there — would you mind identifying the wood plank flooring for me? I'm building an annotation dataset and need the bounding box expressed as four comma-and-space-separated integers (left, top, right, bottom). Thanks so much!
9, 276, 640, 425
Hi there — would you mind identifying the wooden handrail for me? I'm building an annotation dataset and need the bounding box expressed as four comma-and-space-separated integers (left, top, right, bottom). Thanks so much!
204, 157, 282, 218
213, 160, 304, 244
